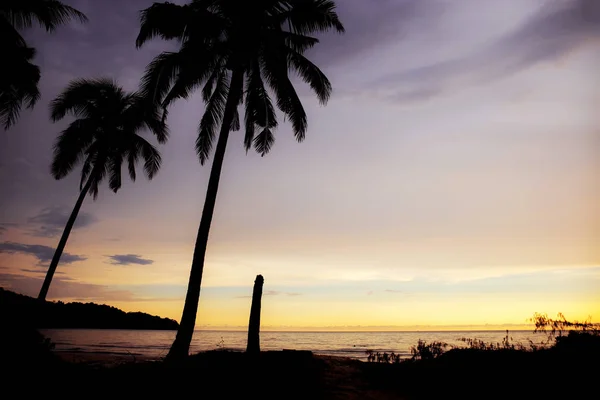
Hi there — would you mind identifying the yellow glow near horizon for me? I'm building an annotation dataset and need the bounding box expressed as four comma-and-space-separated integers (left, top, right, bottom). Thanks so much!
103, 289, 600, 330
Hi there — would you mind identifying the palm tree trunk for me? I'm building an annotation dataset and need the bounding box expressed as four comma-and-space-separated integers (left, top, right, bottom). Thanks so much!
38, 172, 95, 301
167, 69, 244, 361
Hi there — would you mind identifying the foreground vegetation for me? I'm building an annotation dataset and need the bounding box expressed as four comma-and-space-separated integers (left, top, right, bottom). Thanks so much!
2, 311, 597, 399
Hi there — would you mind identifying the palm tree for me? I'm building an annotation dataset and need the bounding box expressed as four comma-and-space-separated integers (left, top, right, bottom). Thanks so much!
1, 0, 87, 129
1, 44, 41, 130
137, 0, 344, 360
38, 78, 168, 301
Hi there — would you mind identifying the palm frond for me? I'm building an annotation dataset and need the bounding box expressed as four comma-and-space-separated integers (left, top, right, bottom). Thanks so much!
89, 156, 110, 199
139, 51, 183, 107
135, 136, 161, 179
0, 83, 39, 129
244, 116, 255, 152
202, 60, 227, 102
231, 108, 240, 132
279, 31, 319, 53
122, 93, 169, 144
136, 2, 189, 48
51, 118, 95, 179
196, 71, 228, 165
108, 153, 123, 193
50, 77, 117, 122
0, 18, 27, 47
134, 0, 343, 162
244, 62, 277, 152
0, 43, 40, 129
2, 0, 88, 32
79, 154, 93, 190
160, 50, 223, 109
137, 1, 226, 48
287, 49, 331, 104
127, 148, 138, 182
261, 47, 307, 141
253, 127, 275, 156
80, 149, 105, 197
279, 0, 345, 35
49, 78, 165, 198
277, 78, 307, 141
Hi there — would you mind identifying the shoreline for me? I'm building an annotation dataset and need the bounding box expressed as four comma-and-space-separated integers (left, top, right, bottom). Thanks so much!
54, 350, 162, 365
52, 348, 352, 367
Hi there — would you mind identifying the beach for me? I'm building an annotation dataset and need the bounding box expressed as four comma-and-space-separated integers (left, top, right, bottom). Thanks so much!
3, 322, 596, 400
41, 345, 594, 400
54, 349, 158, 366
49, 349, 406, 399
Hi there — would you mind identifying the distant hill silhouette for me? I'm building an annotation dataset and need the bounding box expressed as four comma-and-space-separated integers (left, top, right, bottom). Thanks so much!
0, 287, 178, 330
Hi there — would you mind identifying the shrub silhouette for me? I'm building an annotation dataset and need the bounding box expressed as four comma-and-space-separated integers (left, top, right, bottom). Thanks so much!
410, 340, 448, 361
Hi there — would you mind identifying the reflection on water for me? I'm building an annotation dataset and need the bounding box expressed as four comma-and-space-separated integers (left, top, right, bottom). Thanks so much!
40, 329, 547, 361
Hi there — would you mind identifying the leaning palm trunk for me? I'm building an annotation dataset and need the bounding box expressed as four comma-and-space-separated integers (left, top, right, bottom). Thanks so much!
167, 70, 244, 360
38, 170, 96, 301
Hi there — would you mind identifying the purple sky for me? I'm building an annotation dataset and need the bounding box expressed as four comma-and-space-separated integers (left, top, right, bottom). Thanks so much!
0, 0, 599, 329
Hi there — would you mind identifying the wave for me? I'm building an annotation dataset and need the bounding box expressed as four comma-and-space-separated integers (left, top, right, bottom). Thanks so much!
43, 329, 543, 361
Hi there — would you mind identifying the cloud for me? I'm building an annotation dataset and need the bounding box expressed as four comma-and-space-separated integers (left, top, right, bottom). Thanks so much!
263, 290, 302, 297
106, 254, 154, 266
385, 289, 404, 293
27, 206, 97, 238
0, 242, 87, 265
235, 290, 302, 299
0, 273, 135, 301
0, 223, 19, 236
378, 0, 600, 101
308, 0, 435, 67
0, 273, 188, 304
20, 268, 67, 276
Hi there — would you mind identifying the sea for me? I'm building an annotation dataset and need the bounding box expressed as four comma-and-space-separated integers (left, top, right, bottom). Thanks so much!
40, 329, 549, 361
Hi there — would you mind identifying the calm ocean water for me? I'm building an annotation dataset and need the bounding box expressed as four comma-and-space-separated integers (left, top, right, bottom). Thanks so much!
40, 329, 548, 361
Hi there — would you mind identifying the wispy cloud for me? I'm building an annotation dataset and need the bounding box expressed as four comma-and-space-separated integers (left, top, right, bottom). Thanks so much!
27, 206, 97, 238
0, 222, 19, 236
309, 0, 435, 67
0, 242, 87, 265
0, 273, 134, 301
106, 254, 154, 266
235, 290, 302, 299
20, 268, 67, 276
377, 0, 600, 101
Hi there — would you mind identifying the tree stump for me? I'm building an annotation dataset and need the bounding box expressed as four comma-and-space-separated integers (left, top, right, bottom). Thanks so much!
246, 274, 264, 354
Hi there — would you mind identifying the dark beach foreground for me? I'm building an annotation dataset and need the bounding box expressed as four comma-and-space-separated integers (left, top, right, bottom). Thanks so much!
4, 326, 598, 400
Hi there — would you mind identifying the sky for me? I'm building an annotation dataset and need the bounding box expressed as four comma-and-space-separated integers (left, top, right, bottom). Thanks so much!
0, 0, 599, 330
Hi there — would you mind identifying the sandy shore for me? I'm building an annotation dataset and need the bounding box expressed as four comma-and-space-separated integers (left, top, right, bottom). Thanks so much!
42, 346, 594, 400
52, 350, 403, 399
54, 350, 161, 366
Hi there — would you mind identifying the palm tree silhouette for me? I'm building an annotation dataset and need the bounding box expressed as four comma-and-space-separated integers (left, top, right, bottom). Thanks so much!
137, 0, 344, 360
1, 44, 41, 130
1, 0, 87, 129
38, 78, 168, 301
